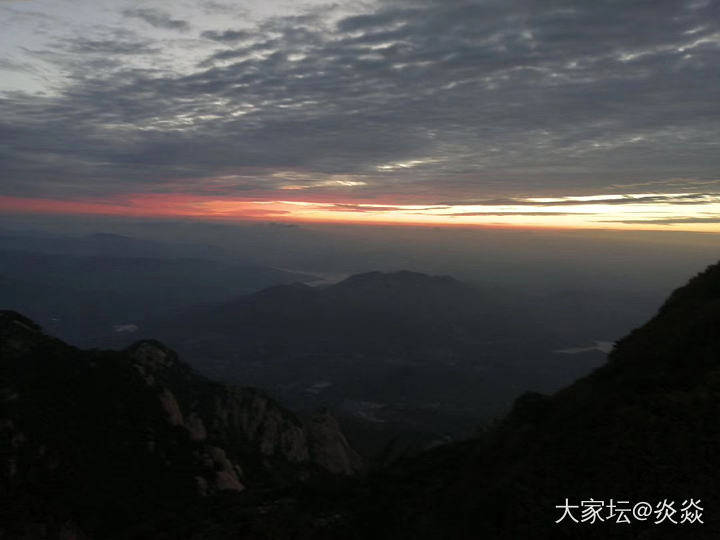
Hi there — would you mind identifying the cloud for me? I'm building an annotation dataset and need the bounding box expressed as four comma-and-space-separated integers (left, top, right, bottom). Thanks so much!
600, 215, 720, 225
201, 1, 248, 16
201, 29, 254, 42
608, 178, 720, 190
0, 59, 31, 71
438, 193, 720, 207
331, 203, 449, 212
442, 211, 593, 217
1, 0, 719, 217
122, 9, 190, 31
62, 38, 159, 56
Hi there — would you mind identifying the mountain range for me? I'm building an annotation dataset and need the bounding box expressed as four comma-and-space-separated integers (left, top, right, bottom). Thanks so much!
142, 270, 605, 445
4, 260, 720, 538
0, 231, 313, 347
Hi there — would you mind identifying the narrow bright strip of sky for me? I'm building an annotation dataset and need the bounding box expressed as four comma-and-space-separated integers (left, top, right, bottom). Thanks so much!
1, 192, 719, 232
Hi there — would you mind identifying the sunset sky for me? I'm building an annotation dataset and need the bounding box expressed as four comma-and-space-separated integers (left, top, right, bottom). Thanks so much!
1, 0, 720, 231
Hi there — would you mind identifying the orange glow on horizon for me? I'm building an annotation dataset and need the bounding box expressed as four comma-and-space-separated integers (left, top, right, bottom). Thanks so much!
1, 193, 720, 233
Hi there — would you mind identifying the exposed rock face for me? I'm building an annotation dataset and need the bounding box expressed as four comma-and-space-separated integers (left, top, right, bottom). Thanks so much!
0, 311, 363, 539
200, 446, 245, 493
185, 412, 207, 442
129, 339, 176, 370
127, 339, 363, 475
306, 409, 364, 475
125, 340, 360, 475
157, 388, 185, 426
210, 387, 311, 463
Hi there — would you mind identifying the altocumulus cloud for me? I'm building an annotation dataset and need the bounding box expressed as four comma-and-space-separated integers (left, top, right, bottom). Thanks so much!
121, 8, 191, 32
0, 0, 719, 212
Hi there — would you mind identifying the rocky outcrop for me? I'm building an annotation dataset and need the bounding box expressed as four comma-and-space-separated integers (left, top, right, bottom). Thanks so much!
210, 387, 311, 463
125, 339, 361, 475
0, 311, 363, 539
185, 411, 207, 442
306, 409, 364, 475
157, 388, 184, 426
194, 445, 245, 495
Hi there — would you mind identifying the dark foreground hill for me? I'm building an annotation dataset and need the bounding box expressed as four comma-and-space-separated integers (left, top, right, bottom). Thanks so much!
0, 311, 361, 539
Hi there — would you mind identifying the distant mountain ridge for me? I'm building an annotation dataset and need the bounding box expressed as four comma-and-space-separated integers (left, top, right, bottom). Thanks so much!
0, 245, 314, 347
152, 268, 546, 360
146, 270, 593, 439
187, 270, 487, 347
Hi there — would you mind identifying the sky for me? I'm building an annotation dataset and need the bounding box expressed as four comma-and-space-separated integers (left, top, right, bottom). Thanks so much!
1, 0, 720, 231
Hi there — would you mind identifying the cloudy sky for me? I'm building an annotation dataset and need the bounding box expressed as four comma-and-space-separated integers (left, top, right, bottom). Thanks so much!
1, 0, 720, 230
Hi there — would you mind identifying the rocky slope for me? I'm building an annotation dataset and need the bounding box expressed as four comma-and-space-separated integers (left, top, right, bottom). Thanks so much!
0, 311, 361, 539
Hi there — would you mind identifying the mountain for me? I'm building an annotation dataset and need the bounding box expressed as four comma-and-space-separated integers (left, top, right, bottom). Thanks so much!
145, 271, 600, 445
0, 248, 313, 347
0, 311, 362, 539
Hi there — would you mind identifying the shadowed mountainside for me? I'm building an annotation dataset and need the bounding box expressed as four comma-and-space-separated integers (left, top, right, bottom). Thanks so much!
0, 311, 361, 539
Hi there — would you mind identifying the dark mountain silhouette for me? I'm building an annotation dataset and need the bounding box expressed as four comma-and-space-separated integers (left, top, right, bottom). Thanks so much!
0, 311, 361, 539
145, 271, 599, 443
0, 248, 313, 347
163, 270, 518, 357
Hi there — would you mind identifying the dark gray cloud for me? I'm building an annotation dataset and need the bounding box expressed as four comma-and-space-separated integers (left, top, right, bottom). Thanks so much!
201, 1, 248, 17
0, 59, 31, 71
1, 0, 720, 203
62, 38, 160, 56
201, 29, 254, 42
122, 8, 191, 31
